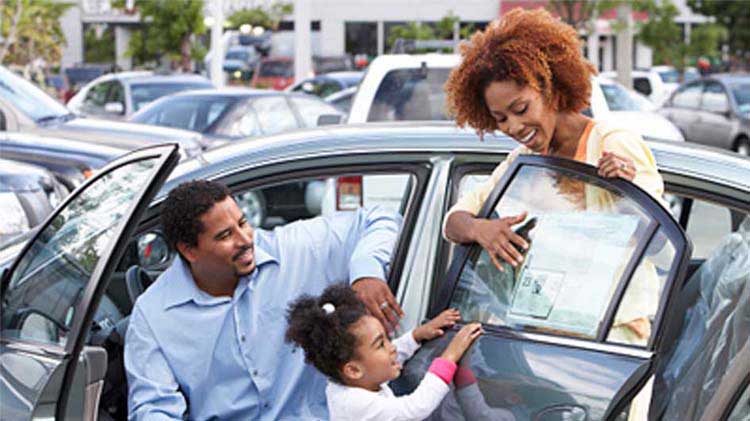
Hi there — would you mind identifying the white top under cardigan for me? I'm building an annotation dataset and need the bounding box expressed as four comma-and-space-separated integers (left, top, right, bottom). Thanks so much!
326, 331, 449, 421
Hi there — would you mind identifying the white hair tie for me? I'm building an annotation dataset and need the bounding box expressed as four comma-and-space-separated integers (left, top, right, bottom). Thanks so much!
321, 303, 335, 315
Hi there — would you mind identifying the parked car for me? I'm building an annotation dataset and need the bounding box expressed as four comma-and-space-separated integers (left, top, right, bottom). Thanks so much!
596, 76, 684, 142
224, 46, 261, 82
287, 71, 363, 98
313, 55, 354, 74
0, 132, 126, 190
0, 66, 205, 158
250, 57, 294, 90
0, 159, 68, 245
324, 86, 357, 114
601, 69, 671, 106
659, 74, 750, 157
129, 88, 344, 141
651, 65, 700, 94
347, 55, 682, 142
1, 122, 748, 420
67, 71, 213, 120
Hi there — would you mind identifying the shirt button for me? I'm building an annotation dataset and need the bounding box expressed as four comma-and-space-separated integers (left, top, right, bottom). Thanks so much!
241, 335, 246, 342
264, 403, 270, 408
253, 370, 259, 376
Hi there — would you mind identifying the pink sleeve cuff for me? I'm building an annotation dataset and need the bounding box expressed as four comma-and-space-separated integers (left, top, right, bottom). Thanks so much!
454, 366, 477, 388
428, 358, 458, 385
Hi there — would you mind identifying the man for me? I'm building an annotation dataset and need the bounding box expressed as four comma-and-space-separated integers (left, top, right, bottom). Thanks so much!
125, 180, 403, 420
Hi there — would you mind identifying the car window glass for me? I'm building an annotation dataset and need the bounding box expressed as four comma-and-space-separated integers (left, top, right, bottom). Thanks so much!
1, 157, 161, 347
258, 61, 293, 77
0, 66, 69, 121
449, 165, 677, 344
730, 83, 750, 116
673, 83, 703, 108
684, 198, 748, 259
601, 82, 641, 111
291, 96, 341, 128
368, 68, 452, 122
85, 82, 112, 107
130, 82, 212, 112
109, 81, 125, 105
235, 172, 413, 230
252, 96, 298, 135
633, 77, 652, 96
222, 103, 261, 137
702, 83, 729, 113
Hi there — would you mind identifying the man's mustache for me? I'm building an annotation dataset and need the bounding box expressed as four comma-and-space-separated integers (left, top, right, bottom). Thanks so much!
233, 245, 253, 261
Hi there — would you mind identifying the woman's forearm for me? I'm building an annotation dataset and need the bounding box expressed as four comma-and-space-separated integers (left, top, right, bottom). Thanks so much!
445, 211, 480, 244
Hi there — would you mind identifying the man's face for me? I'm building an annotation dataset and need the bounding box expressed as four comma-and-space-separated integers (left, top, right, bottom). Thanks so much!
182, 197, 256, 281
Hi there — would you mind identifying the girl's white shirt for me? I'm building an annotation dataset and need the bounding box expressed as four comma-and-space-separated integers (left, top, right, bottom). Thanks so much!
326, 330, 450, 421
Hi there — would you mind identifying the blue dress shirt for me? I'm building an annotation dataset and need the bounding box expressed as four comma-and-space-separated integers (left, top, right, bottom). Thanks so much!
124, 207, 402, 420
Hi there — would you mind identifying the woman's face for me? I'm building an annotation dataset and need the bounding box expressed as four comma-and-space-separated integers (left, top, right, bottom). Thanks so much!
483, 80, 558, 153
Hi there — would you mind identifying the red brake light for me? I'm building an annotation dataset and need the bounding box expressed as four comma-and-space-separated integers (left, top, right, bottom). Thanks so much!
336, 176, 363, 211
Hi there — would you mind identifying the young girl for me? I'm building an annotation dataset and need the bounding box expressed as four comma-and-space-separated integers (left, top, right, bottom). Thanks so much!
285, 283, 482, 421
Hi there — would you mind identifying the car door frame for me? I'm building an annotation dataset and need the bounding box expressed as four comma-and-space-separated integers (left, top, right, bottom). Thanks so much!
430, 155, 691, 417
0, 143, 180, 419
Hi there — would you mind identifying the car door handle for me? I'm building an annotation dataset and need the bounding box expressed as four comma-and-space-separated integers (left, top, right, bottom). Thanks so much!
532, 404, 588, 421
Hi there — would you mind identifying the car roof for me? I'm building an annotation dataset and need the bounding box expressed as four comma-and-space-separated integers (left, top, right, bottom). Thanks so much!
164, 121, 750, 196
169, 87, 283, 98
706, 73, 750, 84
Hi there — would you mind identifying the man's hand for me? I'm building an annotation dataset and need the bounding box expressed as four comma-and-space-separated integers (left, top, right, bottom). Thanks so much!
413, 308, 461, 342
352, 277, 404, 332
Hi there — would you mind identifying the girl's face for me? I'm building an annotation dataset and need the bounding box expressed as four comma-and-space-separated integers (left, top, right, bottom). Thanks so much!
345, 315, 401, 390
483, 80, 558, 154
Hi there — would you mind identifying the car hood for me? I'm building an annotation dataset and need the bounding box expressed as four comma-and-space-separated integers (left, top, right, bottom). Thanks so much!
37, 117, 204, 158
603, 111, 685, 142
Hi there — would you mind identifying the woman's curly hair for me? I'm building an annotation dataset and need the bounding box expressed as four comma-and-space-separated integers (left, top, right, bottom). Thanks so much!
445, 8, 596, 137
285, 283, 367, 383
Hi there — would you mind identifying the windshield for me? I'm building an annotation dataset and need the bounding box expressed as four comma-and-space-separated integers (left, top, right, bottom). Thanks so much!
730, 83, 750, 115
131, 95, 238, 133
0, 66, 70, 122
367, 67, 452, 121
658, 69, 680, 84
601, 82, 648, 112
258, 61, 293, 78
130, 82, 212, 111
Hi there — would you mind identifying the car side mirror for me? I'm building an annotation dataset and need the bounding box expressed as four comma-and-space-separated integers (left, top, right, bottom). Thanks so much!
136, 232, 171, 270
317, 114, 343, 126
104, 102, 125, 115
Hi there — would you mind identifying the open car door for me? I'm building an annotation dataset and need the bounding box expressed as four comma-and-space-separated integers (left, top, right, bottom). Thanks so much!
394, 155, 690, 420
1, 144, 179, 420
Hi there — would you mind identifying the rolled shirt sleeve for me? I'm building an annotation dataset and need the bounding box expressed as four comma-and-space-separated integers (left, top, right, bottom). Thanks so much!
345, 206, 403, 283
125, 305, 187, 421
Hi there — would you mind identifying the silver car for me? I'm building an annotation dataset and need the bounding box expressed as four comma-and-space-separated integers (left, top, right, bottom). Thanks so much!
659, 74, 750, 157
1, 123, 748, 420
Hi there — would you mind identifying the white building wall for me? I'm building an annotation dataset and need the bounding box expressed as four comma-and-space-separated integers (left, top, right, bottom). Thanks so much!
59, 3, 84, 68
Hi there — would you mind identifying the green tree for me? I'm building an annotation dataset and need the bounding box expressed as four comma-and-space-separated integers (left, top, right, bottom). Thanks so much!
227, 2, 292, 30
687, 0, 750, 59
83, 24, 115, 64
116, 0, 206, 71
0, 0, 73, 66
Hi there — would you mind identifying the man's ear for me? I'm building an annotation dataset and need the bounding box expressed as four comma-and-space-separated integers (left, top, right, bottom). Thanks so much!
176, 242, 198, 263
341, 361, 364, 381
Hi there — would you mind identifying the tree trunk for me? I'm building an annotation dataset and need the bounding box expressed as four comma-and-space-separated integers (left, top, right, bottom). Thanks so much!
180, 35, 191, 72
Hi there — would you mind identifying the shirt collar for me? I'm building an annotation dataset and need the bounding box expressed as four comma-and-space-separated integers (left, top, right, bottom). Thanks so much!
162, 236, 278, 310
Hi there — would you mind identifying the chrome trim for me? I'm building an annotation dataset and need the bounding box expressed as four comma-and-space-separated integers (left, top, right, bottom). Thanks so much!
513, 330, 654, 359
396, 157, 452, 330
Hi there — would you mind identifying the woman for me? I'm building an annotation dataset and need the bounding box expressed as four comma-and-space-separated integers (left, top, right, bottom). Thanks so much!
443, 8, 666, 345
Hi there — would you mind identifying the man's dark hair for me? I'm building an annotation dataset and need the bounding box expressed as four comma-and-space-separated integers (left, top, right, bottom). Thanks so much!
161, 180, 231, 252
285, 284, 367, 383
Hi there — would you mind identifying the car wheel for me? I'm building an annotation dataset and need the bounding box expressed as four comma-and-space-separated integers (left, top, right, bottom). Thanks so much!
236, 191, 266, 227
735, 137, 750, 157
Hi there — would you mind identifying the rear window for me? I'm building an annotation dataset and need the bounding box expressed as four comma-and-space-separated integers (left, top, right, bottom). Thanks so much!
130, 82, 212, 111
367, 67, 452, 122
131, 96, 237, 133
731, 83, 750, 115
259, 61, 293, 78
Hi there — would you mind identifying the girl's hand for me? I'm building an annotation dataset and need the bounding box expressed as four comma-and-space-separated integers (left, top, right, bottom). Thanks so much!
598, 151, 636, 180
440, 323, 483, 363
471, 212, 529, 272
413, 308, 461, 342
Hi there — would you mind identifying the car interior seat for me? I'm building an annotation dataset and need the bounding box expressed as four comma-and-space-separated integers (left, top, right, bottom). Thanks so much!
652, 216, 750, 419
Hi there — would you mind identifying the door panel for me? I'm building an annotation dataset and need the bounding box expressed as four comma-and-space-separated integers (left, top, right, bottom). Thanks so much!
0, 144, 180, 419
394, 331, 649, 420
405, 156, 689, 419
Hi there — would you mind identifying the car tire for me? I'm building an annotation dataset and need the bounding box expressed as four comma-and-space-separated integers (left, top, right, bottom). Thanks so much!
734, 136, 750, 157
236, 190, 267, 228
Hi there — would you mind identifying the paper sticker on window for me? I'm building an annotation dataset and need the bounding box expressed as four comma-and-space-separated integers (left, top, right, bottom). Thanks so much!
510, 269, 565, 319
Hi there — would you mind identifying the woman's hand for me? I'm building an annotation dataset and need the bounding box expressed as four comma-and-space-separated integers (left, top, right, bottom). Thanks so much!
598, 151, 636, 180
471, 212, 529, 271
413, 308, 461, 342
440, 323, 483, 363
